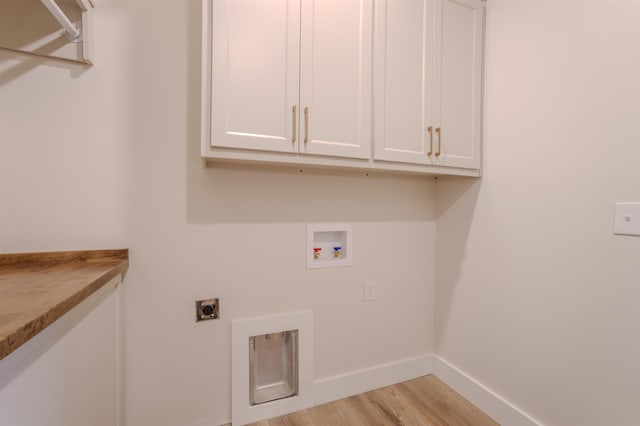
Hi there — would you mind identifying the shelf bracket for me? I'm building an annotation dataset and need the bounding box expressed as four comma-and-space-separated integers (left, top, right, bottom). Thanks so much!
0, 0, 94, 65
40, 0, 82, 42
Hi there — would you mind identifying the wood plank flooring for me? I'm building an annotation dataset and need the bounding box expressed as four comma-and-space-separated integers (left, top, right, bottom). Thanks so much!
247, 375, 499, 426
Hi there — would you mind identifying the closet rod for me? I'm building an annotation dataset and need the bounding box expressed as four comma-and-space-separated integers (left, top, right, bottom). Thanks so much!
40, 0, 82, 42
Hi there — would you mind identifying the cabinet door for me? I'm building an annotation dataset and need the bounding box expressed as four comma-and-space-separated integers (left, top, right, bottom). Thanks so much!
299, 0, 372, 159
374, 0, 436, 164
434, 0, 484, 169
210, 0, 300, 153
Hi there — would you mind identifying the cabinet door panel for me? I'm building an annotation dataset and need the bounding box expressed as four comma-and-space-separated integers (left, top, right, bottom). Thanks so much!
210, 0, 300, 153
374, 0, 435, 164
299, 0, 372, 159
437, 0, 483, 169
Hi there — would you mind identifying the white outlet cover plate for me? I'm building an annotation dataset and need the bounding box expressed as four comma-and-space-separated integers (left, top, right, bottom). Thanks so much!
364, 280, 376, 301
614, 202, 640, 236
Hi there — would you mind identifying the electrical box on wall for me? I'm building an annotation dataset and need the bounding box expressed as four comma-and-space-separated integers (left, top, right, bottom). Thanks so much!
614, 202, 640, 236
307, 224, 352, 269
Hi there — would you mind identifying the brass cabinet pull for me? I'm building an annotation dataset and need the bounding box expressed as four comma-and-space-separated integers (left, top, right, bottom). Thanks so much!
436, 127, 442, 157
304, 106, 309, 144
427, 126, 433, 157
292, 105, 297, 143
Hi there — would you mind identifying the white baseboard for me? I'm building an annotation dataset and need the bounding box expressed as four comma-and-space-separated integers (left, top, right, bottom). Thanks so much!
230, 351, 542, 426
434, 356, 542, 426
232, 352, 434, 425
312, 353, 434, 407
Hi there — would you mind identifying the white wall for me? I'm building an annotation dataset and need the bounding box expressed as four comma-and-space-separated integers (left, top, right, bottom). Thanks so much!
0, 1, 129, 252
0, 1, 436, 425
436, 1, 640, 425
10, 1, 639, 425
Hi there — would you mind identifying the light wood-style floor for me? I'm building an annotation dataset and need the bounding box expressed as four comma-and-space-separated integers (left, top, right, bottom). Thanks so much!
247, 375, 499, 426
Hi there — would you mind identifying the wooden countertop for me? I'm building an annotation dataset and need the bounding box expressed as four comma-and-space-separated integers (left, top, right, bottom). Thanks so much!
0, 249, 129, 361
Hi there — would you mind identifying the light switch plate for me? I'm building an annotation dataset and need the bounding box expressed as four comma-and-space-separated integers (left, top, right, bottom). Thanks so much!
364, 280, 376, 302
614, 202, 640, 236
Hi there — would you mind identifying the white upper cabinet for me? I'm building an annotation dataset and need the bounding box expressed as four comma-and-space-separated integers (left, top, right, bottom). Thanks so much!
374, 0, 484, 170
205, 0, 372, 160
436, 0, 484, 169
209, 0, 300, 153
202, 0, 485, 176
300, 0, 372, 159
374, 0, 436, 165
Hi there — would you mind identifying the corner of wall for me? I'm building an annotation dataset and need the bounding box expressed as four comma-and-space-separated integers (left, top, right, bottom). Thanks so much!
434, 356, 542, 426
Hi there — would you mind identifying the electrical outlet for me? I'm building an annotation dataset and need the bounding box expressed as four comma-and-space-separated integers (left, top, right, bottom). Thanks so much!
364, 281, 376, 302
196, 298, 219, 321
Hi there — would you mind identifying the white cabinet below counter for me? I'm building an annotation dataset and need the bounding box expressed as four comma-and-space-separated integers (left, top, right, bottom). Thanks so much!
201, 0, 485, 178
0, 277, 121, 426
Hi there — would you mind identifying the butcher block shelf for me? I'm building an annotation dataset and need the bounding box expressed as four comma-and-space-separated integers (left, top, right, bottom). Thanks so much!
0, 249, 128, 361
